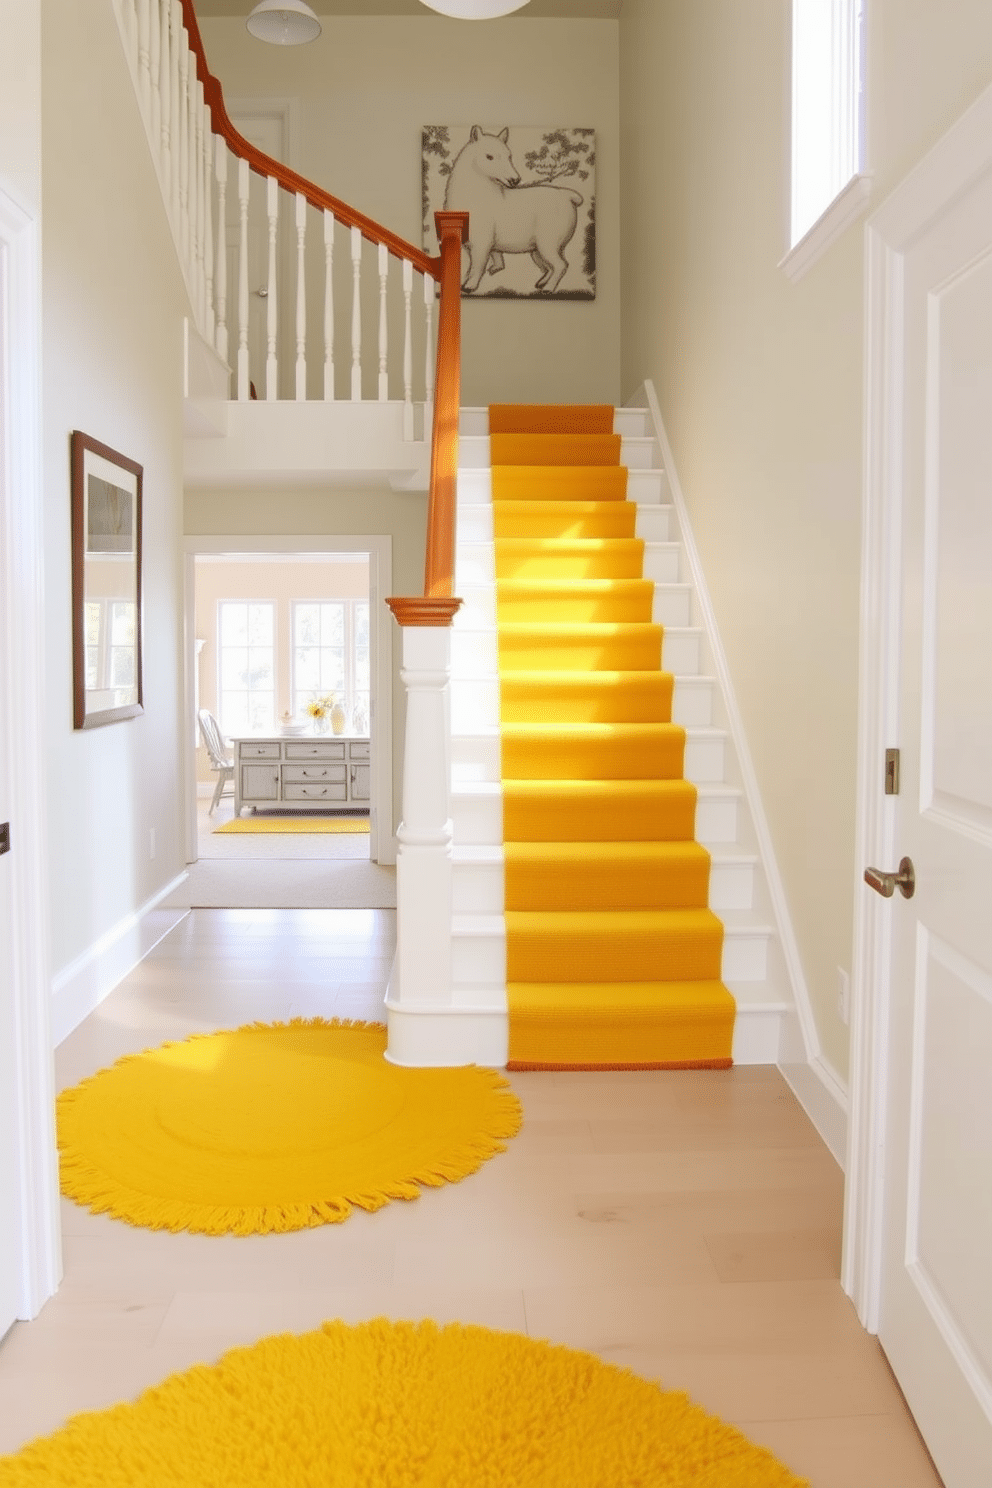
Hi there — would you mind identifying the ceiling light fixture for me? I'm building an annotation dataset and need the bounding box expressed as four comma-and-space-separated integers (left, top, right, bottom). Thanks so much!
419, 1, 530, 17
246, 0, 322, 46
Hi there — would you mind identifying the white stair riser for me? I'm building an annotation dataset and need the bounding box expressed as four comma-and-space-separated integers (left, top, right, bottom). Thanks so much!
635, 506, 672, 541
450, 678, 499, 731
653, 586, 693, 627
457, 408, 651, 439
458, 435, 656, 471
458, 507, 494, 543
455, 542, 496, 586
643, 544, 681, 583
452, 629, 498, 674
452, 585, 496, 628
709, 858, 756, 911
662, 629, 702, 675
449, 923, 768, 987
684, 732, 726, 784
695, 792, 739, 844
452, 856, 755, 916
457, 467, 668, 507
672, 677, 714, 726
453, 861, 505, 915
453, 789, 503, 845
450, 730, 726, 786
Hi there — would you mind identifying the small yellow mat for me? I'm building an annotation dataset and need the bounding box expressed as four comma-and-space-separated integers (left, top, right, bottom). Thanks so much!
214, 815, 369, 835
56, 1020, 521, 1236
0, 1318, 807, 1486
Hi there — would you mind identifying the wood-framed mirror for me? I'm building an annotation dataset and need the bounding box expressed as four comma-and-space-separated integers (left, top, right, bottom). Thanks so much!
70, 431, 143, 729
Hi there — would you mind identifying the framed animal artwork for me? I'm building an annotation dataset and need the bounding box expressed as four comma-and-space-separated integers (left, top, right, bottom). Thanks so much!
422, 125, 596, 300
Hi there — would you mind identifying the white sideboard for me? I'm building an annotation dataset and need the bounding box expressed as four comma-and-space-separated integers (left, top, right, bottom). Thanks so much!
231, 735, 370, 816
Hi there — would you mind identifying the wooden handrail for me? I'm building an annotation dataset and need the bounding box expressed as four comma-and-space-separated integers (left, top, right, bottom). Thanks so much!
178, 0, 439, 278
176, 0, 466, 625
385, 211, 468, 628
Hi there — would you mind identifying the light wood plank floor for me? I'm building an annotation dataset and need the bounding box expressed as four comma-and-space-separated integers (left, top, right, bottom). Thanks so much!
0, 910, 942, 1485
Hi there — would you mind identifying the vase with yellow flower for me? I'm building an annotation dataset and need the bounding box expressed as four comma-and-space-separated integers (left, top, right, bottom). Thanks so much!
304, 693, 336, 735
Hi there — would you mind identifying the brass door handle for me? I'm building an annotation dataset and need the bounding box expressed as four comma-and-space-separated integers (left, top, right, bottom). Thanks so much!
864, 856, 916, 899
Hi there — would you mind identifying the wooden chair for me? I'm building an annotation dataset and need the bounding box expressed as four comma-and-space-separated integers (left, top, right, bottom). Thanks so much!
198, 709, 235, 815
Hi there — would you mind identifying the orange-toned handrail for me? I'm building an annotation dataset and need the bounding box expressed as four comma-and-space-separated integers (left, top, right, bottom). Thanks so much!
178, 0, 438, 279
386, 211, 468, 628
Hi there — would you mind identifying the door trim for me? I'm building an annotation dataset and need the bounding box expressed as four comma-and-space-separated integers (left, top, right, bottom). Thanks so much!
183, 535, 395, 866
0, 185, 61, 1318
844, 79, 992, 1330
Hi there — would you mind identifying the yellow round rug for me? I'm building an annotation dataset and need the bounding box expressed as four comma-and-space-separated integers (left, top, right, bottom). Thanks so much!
0, 1318, 808, 1486
57, 1020, 521, 1235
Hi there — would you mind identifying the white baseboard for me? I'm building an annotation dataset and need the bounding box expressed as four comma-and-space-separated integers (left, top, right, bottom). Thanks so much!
51, 874, 190, 1046
779, 1047, 849, 1169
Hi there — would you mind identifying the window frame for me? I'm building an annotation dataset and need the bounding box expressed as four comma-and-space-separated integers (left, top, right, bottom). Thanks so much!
290, 597, 370, 732
780, 0, 871, 282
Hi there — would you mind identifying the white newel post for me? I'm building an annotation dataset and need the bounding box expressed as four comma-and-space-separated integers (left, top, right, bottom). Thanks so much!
394, 626, 453, 1004
383, 604, 461, 1067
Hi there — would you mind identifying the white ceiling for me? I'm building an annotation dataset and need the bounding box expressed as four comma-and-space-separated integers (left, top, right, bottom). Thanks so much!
194, 2, 622, 18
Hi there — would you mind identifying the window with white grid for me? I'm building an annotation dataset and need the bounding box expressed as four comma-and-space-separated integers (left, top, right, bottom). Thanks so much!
292, 600, 370, 732
217, 600, 275, 734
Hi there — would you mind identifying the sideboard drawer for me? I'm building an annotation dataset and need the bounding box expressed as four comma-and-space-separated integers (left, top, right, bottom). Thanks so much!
282, 764, 346, 784
283, 782, 348, 802
284, 742, 346, 761
348, 741, 370, 761
240, 742, 281, 760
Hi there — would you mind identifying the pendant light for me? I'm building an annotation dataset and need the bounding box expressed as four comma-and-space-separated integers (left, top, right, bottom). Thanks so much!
246, 0, 322, 46
419, 2, 530, 16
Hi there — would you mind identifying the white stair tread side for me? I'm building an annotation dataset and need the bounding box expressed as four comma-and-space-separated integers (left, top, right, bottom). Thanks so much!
635, 506, 673, 541
653, 586, 693, 626
662, 628, 704, 676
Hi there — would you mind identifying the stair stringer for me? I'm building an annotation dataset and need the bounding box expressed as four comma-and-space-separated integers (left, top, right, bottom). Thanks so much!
633, 380, 847, 1163
446, 402, 832, 1091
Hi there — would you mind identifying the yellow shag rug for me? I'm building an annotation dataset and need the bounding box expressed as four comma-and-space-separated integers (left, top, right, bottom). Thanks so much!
0, 1318, 809, 1487
56, 1020, 521, 1236
214, 814, 370, 834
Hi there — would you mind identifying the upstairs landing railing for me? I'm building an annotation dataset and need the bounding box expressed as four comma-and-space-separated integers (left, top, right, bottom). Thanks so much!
115, 0, 454, 440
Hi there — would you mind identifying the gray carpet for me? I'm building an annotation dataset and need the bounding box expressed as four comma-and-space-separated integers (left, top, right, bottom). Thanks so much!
166, 859, 396, 909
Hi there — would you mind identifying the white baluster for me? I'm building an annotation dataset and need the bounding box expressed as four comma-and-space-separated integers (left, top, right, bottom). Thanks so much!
214, 141, 229, 365
170, 3, 183, 225
158, 0, 171, 191
178, 38, 190, 262
402, 260, 413, 440
323, 210, 335, 401
295, 194, 307, 401
194, 80, 206, 325
350, 226, 362, 401
377, 243, 389, 401
137, 0, 152, 114
237, 158, 250, 401
424, 274, 435, 438
149, 0, 162, 152
202, 100, 215, 344
266, 175, 279, 400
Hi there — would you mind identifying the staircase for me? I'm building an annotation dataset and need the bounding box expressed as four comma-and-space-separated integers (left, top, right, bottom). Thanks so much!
421, 400, 794, 1068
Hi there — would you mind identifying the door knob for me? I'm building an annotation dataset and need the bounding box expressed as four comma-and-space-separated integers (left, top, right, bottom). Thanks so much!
864, 856, 916, 899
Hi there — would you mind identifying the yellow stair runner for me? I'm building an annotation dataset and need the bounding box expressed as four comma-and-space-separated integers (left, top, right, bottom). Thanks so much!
492, 403, 736, 1069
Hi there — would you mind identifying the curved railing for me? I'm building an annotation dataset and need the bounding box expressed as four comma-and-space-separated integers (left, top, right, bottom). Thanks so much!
114, 0, 465, 613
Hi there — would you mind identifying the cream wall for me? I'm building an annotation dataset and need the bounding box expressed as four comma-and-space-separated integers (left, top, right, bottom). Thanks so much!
186, 487, 426, 833
199, 15, 621, 407
194, 557, 369, 784
618, 0, 992, 1079
42, 0, 191, 980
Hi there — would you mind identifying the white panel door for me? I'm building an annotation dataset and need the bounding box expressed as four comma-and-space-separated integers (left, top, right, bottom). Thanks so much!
873, 125, 992, 1485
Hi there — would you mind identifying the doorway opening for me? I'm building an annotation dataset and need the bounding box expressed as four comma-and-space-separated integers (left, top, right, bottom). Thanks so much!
183, 540, 395, 912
